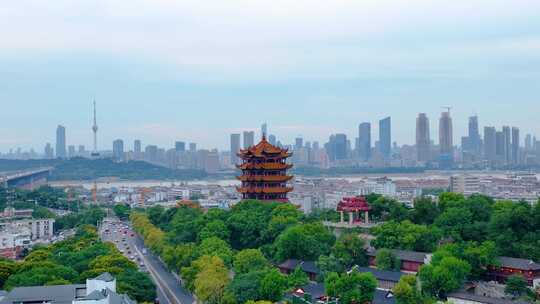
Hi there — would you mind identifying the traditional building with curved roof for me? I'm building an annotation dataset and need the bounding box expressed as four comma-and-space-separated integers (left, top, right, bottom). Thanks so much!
236, 136, 293, 202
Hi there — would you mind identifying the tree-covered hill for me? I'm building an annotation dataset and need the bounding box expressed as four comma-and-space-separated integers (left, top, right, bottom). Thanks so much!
0, 157, 207, 181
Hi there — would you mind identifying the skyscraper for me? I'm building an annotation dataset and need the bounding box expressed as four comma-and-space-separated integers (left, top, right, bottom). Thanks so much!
56, 125, 66, 159
44, 143, 54, 159
175, 141, 186, 152
326, 134, 347, 162
511, 127, 519, 164
483, 126, 497, 161
379, 117, 391, 158
230, 133, 241, 165
439, 111, 453, 168
261, 123, 268, 138
496, 131, 506, 161
68, 145, 76, 158
268, 134, 277, 146
134, 140, 141, 153
145, 145, 158, 162
189, 143, 197, 152
358, 122, 371, 161
295, 137, 304, 150
502, 126, 511, 164
113, 139, 124, 160
416, 113, 430, 162
468, 115, 481, 156
525, 134, 532, 151
243, 131, 255, 148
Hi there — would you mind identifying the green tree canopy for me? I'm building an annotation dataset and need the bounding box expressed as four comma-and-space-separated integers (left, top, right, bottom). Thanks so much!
274, 223, 335, 262
323, 270, 377, 304
287, 266, 309, 289
372, 220, 440, 252
233, 249, 269, 275
504, 274, 528, 298
194, 256, 231, 304
200, 220, 230, 242
197, 237, 234, 267
376, 249, 400, 271
259, 268, 288, 302
331, 234, 367, 269
418, 256, 471, 298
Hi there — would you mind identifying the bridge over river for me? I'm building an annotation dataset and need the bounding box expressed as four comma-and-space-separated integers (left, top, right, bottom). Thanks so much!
0, 167, 53, 189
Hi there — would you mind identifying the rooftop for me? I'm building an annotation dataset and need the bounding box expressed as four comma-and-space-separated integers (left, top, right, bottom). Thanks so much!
497, 256, 540, 271
278, 259, 320, 274
367, 248, 429, 263
0, 284, 86, 304
447, 291, 529, 304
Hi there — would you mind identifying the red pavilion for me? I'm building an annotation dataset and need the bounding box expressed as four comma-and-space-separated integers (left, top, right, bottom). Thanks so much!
337, 196, 371, 225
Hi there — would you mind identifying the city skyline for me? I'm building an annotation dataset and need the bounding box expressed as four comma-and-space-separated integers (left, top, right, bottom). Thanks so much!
0, 109, 537, 155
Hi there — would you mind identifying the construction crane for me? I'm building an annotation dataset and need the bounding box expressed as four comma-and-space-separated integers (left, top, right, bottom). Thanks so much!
442, 106, 452, 113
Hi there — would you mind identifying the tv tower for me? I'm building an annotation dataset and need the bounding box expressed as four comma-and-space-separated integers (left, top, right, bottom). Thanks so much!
91, 100, 100, 157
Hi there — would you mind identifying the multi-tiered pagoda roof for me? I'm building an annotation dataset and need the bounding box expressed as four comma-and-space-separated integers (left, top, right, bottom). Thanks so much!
236, 136, 293, 202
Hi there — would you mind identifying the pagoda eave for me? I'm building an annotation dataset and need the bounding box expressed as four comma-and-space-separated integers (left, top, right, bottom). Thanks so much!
236, 187, 294, 194
236, 175, 293, 182
237, 163, 293, 170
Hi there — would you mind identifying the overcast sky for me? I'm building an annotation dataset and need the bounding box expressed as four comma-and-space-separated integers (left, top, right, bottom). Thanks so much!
1, 0, 539, 152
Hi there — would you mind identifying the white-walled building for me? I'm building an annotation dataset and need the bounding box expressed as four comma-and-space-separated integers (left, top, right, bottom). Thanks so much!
0, 218, 55, 241
450, 175, 480, 196
358, 178, 397, 197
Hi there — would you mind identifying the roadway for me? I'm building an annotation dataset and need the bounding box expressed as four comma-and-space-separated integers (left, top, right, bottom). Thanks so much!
99, 216, 195, 304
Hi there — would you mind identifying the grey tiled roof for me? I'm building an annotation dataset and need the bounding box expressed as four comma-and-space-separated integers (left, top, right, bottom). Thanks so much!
356, 267, 405, 283
298, 283, 325, 299
289, 283, 395, 304
84, 290, 108, 300
278, 259, 320, 274
104, 289, 136, 304
498, 256, 540, 271
0, 284, 86, 304
373, 289, 396, 304
93, 272, 115, 282
367, 248, 428, 263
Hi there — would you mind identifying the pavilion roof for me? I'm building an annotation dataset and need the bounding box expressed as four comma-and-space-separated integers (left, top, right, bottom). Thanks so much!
337, 196, 371, 212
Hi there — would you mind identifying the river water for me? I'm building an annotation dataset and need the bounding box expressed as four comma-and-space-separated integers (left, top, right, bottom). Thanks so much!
49, 170, 538, 190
